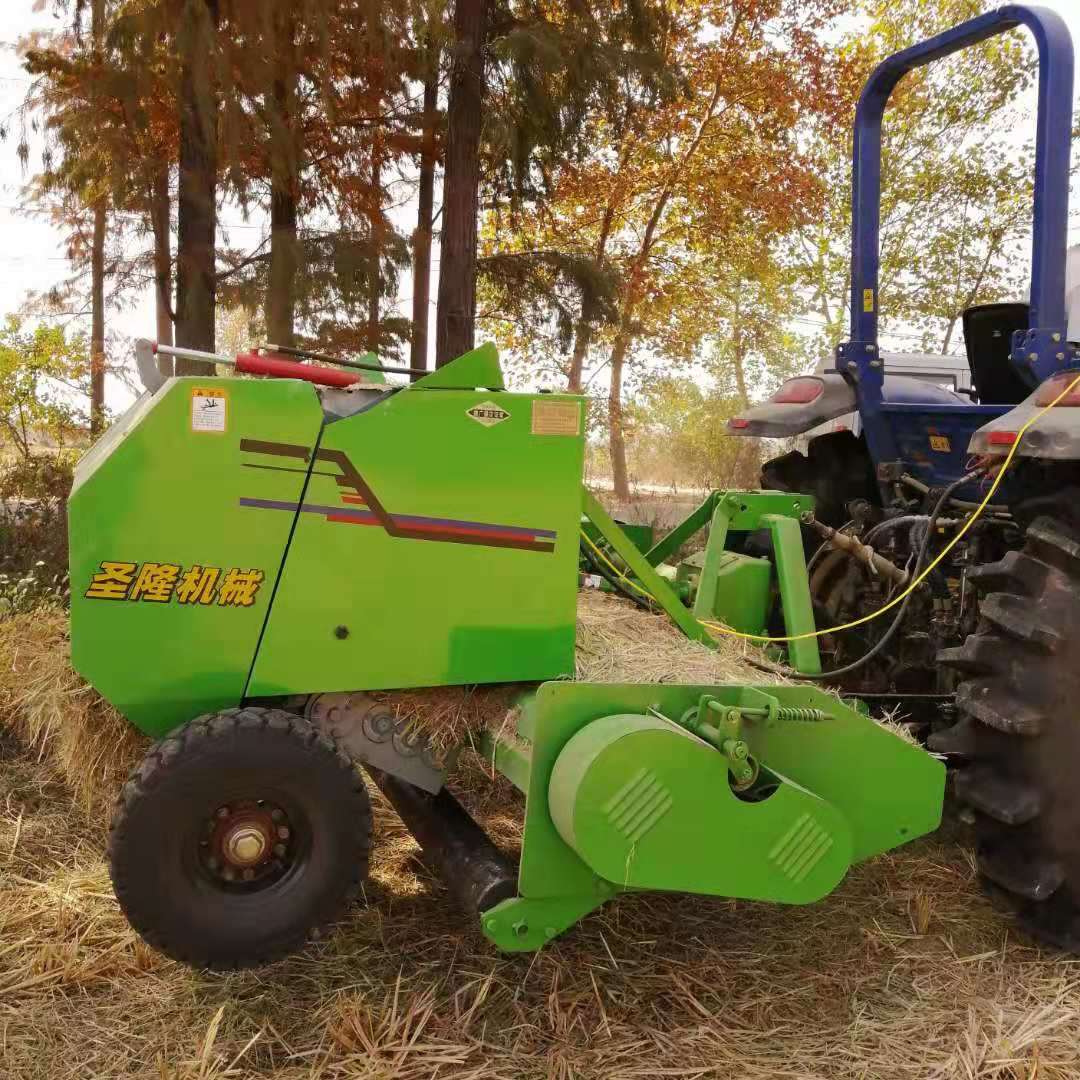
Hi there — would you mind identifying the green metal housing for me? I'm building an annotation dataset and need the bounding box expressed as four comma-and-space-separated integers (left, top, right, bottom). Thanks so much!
477, 681, 945, 950
69, 348, 585, 735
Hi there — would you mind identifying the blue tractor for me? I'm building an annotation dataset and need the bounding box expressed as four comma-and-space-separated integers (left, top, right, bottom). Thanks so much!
728, 4, 1080, 951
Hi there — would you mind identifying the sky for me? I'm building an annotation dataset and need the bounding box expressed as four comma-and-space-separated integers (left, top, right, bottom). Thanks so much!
1, 0, 1079, 413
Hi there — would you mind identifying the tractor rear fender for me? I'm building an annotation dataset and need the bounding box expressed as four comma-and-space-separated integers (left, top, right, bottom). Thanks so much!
727, 373, 968, 439
970, 374, 1080, 459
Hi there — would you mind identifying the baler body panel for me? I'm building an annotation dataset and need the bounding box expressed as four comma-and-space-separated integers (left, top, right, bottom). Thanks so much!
69, 377, 324, 735
247, 387, 585, 696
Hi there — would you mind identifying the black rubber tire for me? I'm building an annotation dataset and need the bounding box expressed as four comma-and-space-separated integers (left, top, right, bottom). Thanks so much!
938, 513, 1080, 951
108, 707, 372, 970
760, 431, 876, 528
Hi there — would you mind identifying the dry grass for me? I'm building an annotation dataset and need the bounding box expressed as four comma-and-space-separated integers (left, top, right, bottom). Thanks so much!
0, 610, 146, 823
2, 598, 1080, 1078
389, 589, 787, 757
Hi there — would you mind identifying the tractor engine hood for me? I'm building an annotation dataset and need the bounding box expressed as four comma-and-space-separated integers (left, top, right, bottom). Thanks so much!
726, 373, 969, 438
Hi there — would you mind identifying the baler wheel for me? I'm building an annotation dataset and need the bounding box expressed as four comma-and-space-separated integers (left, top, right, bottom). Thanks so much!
109, 707, 372, 970
938, 511, 1080, 952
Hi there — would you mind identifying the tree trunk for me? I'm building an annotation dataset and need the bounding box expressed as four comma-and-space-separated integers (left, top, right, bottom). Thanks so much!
175, 0, 219, 374
730, 289, 749, 407
90, 199, 106, 435
435, 0, 487, 368
266, 8, 299, 350
89, 0, 106, 433
608, 330, 632, 499
267, 187, 299, 348
367, 155, 381, 353
410, 62, 439, 379
567, 320, 591, 392
149, 164, 174, 377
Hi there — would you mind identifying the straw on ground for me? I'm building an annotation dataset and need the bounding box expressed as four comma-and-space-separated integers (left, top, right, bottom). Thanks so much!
1, 597, 1079, 1079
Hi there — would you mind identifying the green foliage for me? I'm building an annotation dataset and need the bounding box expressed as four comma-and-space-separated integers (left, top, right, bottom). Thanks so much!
0, 454, 75, 605
624, 377, 764, 492
0, 319, 90, 458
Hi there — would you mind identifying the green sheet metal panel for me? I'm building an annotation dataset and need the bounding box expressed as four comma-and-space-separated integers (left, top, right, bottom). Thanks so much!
247, 386, 585, 697
480, 680, 944, 951
547, 712, 852, 903
69, 377, 323, 736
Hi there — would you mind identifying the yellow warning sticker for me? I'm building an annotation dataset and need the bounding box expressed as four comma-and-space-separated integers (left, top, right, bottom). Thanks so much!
532, 398, 581, 436
929, 434, 951, 452
862, 288, 875, 313
191, 386, 228, 433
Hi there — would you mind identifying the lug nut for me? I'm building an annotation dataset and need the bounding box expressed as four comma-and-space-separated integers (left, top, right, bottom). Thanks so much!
271, 809, 284, 822
216, 806, 230, 819
277, 826, 290, 840
242, 869, 255, 881
222, 867, 236, 882
273, 843, 286, 857
207, 856, 219, 870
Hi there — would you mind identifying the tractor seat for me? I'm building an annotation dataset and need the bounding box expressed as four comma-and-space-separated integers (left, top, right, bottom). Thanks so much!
962, 302, 1032, 405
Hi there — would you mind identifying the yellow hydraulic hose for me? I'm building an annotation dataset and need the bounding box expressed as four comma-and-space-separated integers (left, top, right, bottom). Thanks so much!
582, 369, 1080, 644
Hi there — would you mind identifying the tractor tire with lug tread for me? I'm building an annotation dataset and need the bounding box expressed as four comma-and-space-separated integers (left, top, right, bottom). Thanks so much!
109, 706, 372, 970
938, 510, 1080, 951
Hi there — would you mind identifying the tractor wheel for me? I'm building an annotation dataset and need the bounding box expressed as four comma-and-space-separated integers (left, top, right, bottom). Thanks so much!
939, 511, 1080, 951
109, 707, 372, 970
760, 430, 876, 528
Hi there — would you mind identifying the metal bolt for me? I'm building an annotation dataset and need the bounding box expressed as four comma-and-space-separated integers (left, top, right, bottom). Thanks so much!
216, 806, 230, 819
867, 344, 877, 352
273, 843, 286, 857
1057, 353, 1067, 361
869, 360, 882, 368
1028, 352, 1039, 362
277, 826, 290, 840
242, 868, 255, 881
512, 920, 529, 937
271, 808, 284, 822
846, 360, 857, 370
1053, 332, 1062, 343
225, 826, 268, 865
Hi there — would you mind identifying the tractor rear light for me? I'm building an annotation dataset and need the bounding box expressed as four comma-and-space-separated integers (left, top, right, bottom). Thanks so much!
1034, 371, 1080, 406
770, 377, 824, 404
728, 418, 750, 430
987, 431, 1018, 446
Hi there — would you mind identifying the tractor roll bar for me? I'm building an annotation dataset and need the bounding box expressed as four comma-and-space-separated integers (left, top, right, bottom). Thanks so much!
847, 4, 1073, 376
840, 4, 1074, 472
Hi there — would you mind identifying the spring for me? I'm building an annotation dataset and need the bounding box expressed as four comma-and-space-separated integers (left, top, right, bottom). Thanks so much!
776, 706, 827, 723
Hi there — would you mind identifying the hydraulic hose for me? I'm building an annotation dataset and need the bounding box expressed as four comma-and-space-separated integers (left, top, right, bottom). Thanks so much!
754, 472, 974, 680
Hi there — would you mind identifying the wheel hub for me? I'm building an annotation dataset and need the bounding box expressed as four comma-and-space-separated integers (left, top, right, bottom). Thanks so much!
225, 824, 268, 865
202, 801, 291, 884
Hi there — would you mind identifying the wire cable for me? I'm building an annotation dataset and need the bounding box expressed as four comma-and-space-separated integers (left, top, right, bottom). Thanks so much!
750, 474, 971, 680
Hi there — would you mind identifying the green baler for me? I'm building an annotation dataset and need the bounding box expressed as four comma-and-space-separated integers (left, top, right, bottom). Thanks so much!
68, 341, 943, 970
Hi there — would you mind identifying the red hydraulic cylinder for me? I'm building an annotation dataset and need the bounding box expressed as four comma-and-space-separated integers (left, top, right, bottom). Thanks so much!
234, 351, 362, 388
